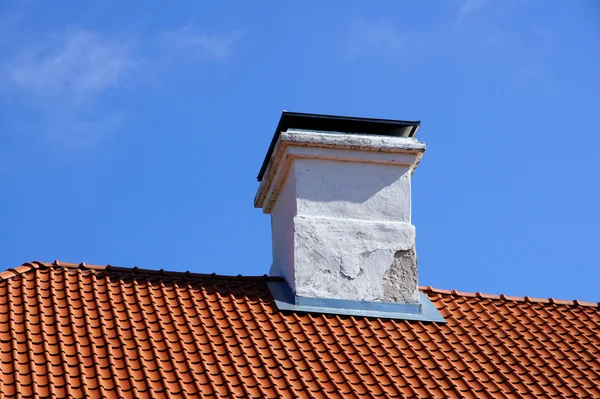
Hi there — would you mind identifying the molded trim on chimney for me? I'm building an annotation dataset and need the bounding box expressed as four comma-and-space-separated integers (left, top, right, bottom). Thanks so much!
267, 280, 446, 323
255, 130, 426, 213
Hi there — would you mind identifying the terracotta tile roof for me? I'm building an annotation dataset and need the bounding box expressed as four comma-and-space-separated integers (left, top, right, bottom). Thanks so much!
1, 261, 599, 398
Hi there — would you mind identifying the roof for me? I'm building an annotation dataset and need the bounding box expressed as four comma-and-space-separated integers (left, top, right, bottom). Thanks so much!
257, 111, 421, 181
1, 261, 599, 399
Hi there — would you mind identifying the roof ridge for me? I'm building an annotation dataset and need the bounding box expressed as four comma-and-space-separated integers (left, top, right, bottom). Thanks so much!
1, 262, 597, 308
0, 260, 104, 281
420, 285, 600, 308
0, 260, 284, 282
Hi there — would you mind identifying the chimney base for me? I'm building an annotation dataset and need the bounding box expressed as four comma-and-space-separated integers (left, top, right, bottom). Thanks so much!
270, 216, 419, 304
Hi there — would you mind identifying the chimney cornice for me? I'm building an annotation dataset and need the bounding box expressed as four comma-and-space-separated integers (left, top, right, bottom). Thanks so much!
255, 130, 426, 213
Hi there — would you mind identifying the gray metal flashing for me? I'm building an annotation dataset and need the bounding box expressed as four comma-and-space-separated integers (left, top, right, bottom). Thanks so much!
267, 280, 446, 323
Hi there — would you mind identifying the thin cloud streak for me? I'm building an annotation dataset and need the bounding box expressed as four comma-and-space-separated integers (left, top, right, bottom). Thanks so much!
1, 24, 241, 150
6, 30, 137, 104
0, 29, 138, 148
455, 0, 488, 26
344, 18, 406, 58
160, 25, 241, 61
44, 110, 127, 149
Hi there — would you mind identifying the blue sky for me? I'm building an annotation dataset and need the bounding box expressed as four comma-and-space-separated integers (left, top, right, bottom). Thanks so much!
1, 1, 599, 302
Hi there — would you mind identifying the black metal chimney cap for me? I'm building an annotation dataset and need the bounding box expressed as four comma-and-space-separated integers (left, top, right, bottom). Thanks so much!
257, 111, 421, 181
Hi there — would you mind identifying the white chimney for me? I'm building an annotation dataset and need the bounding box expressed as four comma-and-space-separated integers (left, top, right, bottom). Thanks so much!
255, 112, 425, 305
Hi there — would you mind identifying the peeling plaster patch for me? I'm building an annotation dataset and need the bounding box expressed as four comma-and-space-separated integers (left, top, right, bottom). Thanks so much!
293, 216, 419, 303
382, 249, 419, 303
340, 255, 360, 279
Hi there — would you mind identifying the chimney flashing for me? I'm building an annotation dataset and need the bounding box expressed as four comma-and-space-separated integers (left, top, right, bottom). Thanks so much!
267, 280, 446, 323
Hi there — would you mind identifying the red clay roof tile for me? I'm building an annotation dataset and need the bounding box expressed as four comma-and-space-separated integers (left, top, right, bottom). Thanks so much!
0, 261, 599, 398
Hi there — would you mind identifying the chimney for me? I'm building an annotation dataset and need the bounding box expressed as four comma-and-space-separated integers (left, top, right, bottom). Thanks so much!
255, 112, 425, 306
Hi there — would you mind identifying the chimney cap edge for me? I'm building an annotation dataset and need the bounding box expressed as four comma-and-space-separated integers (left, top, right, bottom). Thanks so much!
257, 111, 421, 181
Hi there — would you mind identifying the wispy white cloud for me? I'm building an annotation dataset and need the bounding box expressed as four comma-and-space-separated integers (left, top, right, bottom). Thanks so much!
6, 30, 137, 104
1, 23, 241, 151
455, 0, 488, 25
44, 109, 127, 149
1, 29, 138, 148
160, 25, 241, 61
344, 18, 407, 58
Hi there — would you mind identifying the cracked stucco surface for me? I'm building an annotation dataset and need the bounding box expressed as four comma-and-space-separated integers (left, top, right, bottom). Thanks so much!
382, 249, 419, 303
293, 216, 420, 304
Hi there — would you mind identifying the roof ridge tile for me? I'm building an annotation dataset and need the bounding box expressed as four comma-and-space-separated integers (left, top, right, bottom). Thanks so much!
420, 286, 599, 308
3, 264, 597, 308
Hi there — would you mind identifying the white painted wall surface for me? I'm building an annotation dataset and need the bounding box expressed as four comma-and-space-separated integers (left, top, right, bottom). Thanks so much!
294, 158, 412, 222
269, 170, 297, 288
